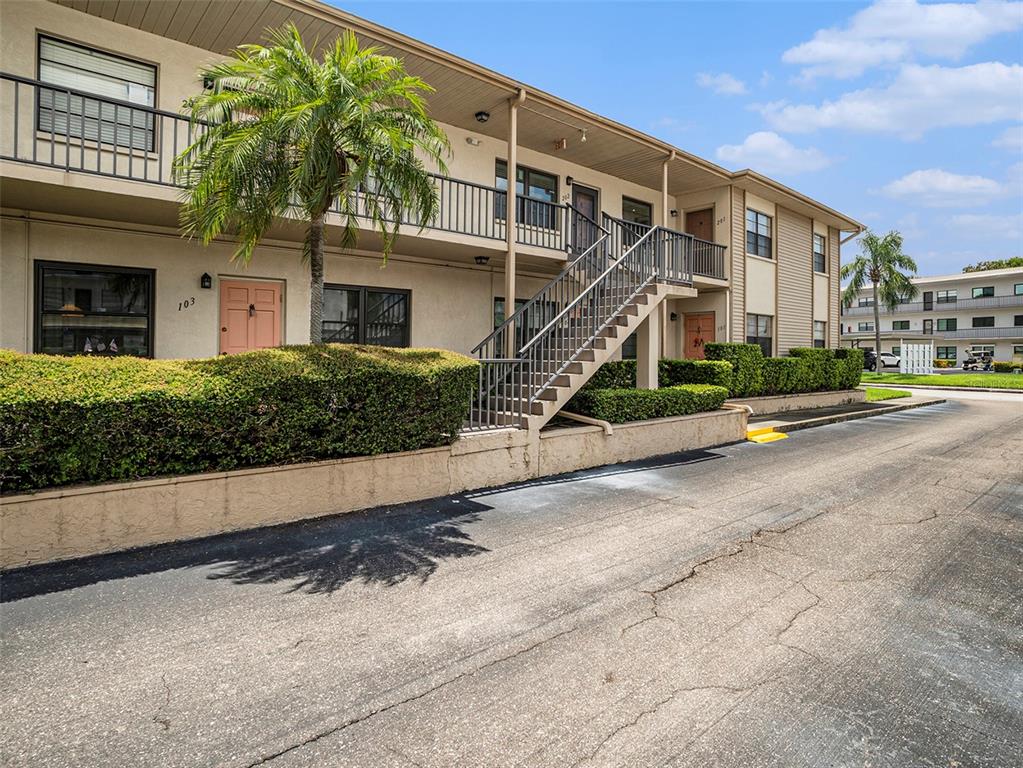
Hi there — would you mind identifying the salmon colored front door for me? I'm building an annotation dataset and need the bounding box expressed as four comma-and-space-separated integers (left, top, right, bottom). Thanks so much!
219, 280, 282, 355
684, 312, 715, 360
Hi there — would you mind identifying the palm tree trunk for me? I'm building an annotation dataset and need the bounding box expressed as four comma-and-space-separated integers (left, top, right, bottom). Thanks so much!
307, 212, 325, 344
872, 281, 881, 375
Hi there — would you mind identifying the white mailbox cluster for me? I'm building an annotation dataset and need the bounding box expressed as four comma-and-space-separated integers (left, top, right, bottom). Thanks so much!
900, 342, 933, 375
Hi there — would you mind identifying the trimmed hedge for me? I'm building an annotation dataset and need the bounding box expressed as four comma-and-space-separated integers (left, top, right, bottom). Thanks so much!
834, 348, 865, 389
0, 345, 478, 493
761, 357, 805, 395
933, 359, 955, 369
571, 384, 729, 423
704, 342, 764, 397
789, 348, 842, 391
659, 359, 733, 389
992, 361, 1020, 373
585, 359, 637, 390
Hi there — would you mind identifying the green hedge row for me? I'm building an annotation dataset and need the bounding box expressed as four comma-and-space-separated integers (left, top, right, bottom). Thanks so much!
0, 345, 478, 493
704, 343, 863, 397
582, 358, 733, 390
571, 384, 729, 423
993, 361, 1021, 373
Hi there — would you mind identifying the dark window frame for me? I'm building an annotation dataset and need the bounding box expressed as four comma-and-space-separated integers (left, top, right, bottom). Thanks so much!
812, 233, 826, 273
495, 159, 559, 230
1014, 314, 1023, 327
1015, 283, 1023, 296
745, 209, 772, 259
34, 259, 156, 358
936, 290, 957, 304
36, 34, 158, 152
621, 196, 654, 227
936, 318, 957, 331
971, 286, 994, 298
972, 316, 995, 328
857, 322, 874, 332
935, 346, 957, 360
746, 313, 773, 356
891, 320, 910, 331
813, 319, 826, 348
322, 283, 411, 347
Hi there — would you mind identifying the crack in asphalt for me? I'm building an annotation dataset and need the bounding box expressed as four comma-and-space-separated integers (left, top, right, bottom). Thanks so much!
572, 676, 785, 767
152, 674, 171, 732
241, 626, 579, 767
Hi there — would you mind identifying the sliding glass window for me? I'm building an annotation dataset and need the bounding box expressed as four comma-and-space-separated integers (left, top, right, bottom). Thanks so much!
322, 284, 410, 347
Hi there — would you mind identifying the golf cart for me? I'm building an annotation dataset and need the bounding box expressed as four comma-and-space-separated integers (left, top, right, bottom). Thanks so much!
962, 349, 993, 371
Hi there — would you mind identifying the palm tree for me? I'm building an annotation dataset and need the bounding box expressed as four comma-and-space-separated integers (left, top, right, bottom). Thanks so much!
841, 230, 918, 373
174, 23, 448, 343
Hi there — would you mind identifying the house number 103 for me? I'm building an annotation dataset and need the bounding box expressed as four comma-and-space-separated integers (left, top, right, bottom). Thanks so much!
178, 297, 196, 311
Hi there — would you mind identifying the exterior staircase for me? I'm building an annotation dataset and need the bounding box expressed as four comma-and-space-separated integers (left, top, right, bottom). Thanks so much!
468, 213, 699, 431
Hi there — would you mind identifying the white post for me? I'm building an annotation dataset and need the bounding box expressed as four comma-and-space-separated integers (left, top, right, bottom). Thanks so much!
504, 89, 525, 357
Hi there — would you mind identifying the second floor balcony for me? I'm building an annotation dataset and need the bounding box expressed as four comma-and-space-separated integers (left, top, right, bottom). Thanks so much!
0, 72, 727, 281
841, 294, 1023, 316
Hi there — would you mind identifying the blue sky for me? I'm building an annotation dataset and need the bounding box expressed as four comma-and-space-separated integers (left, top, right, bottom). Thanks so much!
339, 0, 1023, 276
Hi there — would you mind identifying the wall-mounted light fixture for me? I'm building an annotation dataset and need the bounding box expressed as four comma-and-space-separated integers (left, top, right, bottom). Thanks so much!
566, 176, 574, 186
474, 110, 490, 123
669, 312, 679, 322
669, 209, 678, 218
465, 136, 481, 147
200, 272, 212, 289
474, 255, 490, 266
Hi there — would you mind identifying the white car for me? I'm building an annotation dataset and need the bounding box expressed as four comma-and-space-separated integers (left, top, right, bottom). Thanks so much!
865, 351, 900, 371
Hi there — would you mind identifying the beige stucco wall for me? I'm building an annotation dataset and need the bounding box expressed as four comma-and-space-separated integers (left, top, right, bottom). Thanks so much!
0, 213, 557, 357
0, 408, 747, 569
663, 291, 728, 359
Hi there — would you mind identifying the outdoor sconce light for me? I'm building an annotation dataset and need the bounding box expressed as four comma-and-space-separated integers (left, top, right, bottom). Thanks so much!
200, 272, 212, 289
474, 255, 490, 266
669, 209, 678, 218
474, 110, 490, 123
670, 312, 679, 322
465, 136, 482, 147
566, 176, 574, 186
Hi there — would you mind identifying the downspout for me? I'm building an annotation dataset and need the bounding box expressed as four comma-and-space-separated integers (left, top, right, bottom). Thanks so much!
504, 88, 527, 357
559, 410, 614, 435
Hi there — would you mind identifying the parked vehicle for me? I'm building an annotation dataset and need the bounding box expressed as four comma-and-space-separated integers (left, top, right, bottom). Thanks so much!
864, 351, 900, 371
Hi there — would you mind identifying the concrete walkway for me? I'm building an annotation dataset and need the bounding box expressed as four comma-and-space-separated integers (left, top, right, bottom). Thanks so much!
2, 397, 1021, 767
748, 394, 944, 432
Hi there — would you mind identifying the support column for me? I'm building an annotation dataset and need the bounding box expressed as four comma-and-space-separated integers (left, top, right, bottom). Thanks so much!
636, 305, 661, 389
504, 89, 526, 357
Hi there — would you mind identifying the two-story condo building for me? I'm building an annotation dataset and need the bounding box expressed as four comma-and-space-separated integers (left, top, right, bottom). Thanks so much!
1, 0, 861, 425
840, 267, 1023, 366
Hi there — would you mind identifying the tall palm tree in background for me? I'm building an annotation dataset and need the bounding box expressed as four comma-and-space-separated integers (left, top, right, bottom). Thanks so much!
174, 23, 448, 343
841, 230, 918, 374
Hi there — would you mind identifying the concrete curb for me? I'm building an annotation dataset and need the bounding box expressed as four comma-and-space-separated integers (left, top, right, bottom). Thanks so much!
755, 398, 946, 433
861, 382, 1022, 394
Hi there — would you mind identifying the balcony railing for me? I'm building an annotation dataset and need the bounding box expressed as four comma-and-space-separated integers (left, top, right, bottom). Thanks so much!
605, 218, 726, 281
0, 71, 726, 268
940, 327, 1023, 340
841, 294, 1023, 316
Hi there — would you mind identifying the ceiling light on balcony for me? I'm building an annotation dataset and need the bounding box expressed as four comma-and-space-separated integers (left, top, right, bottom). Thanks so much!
580, 129, 588, 143
474, 111, 490, 123
474, 255, 490, 266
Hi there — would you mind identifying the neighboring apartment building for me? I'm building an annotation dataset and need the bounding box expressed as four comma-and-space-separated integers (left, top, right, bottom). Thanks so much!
0, 0, 861, 423
840, 267, 1023, 365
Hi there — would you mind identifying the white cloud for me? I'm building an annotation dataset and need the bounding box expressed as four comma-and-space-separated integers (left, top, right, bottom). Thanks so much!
993, 125, 1023, 151
783, 0, 1023, 79
715, 132, 832, 175
881, 169, 1006, 207
948, 211, 1023, 239
762, 62, 1023, 137
695, 72, 747, 95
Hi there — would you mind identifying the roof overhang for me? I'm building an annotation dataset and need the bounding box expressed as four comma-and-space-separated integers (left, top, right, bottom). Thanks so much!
731, 170, 863, 233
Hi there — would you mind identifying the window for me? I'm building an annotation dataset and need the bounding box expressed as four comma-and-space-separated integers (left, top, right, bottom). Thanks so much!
813, 320, 826, 348
858, 322, 874, 332
37, 36, 156, 151
936, 346, 957, 360
622, 197, 653, 227
923, 319, 933, 335
1015, 283, 1023, 296
813, 233, 826, 273
891, 345, 902, 356
937, 318, 957, 332
322, 284, 409, 346
1015, 315, 1023, 327
495, 160, 558, 229
35, 260, 153, 356
972, 316, 995, 328
621, 333, 637, 360
1014, 345, 1023, 355
936, 290, 957, 304
892, 320, 910, 331
746, 313, 773, 356
745, 209, 772, 259
857, 297, 875, 307
971, 286, 994, 298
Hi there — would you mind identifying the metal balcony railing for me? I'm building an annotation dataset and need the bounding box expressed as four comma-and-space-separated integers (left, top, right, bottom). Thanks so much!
841, 293, 1023, 316
940, 327, 1023, 340
605, 218, 726, 281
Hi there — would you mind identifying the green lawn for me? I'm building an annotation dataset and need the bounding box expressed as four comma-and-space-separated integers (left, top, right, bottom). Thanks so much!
864, 387, 912, 402
861, 372, 1023, 390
